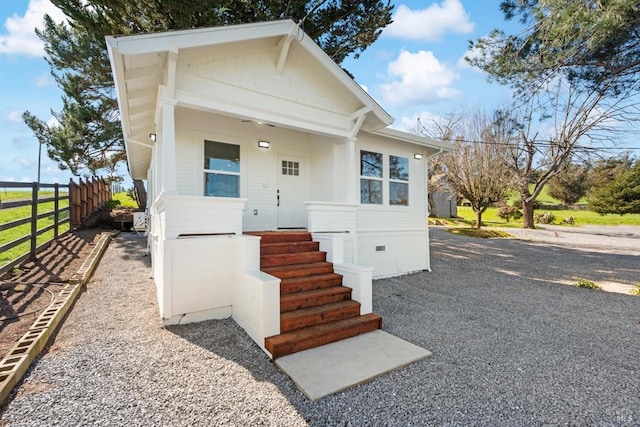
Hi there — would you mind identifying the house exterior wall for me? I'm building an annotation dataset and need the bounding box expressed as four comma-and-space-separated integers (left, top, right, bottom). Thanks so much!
354, 133, 430, 277
172, 108, 345, 231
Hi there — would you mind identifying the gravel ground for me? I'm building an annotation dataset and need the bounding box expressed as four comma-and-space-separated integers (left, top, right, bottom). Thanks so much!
1, 230, 639, 426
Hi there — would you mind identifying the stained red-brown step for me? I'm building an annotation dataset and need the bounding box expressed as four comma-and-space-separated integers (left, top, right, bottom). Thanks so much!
265, 313, 383, 359
262, 262, 334, 279
260, 241, 319, 255
261, 251, 326, 268
249, 232, 312, 244
280, 300, 361, 333
280, 273, 343, 295
280, 286, 351, 312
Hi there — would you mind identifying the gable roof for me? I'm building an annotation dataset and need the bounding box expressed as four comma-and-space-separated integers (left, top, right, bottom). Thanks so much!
106, 20, 400, 178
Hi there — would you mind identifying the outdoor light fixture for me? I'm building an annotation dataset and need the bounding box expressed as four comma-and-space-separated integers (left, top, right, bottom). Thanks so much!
258, 140, 270, 149
414, 153, 423, 160
149, 133, 157, 142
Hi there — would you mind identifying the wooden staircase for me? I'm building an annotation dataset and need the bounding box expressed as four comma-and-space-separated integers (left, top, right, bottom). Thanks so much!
252, 231, 382, 359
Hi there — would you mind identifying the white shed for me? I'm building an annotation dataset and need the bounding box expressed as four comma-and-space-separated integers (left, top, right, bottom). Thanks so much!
107, 20, 452, 358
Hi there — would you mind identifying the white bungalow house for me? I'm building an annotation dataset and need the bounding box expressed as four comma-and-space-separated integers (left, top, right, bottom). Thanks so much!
106, 20, 452, 359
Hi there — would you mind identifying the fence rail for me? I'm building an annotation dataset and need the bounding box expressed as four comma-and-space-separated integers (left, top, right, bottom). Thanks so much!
0, 178, 111, 276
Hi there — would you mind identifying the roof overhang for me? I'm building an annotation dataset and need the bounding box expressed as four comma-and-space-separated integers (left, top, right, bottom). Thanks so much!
106, 20, 395, 180
368, 127, 454, 157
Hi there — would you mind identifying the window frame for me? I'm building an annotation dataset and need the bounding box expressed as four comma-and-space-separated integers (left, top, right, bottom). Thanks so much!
389, 155, 409, 206
360, 150, 384, 205
203, 140, 241, 198
359, 150, 411, 207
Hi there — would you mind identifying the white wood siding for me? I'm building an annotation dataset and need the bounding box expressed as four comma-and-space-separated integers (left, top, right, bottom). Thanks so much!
175, 40, 362, 137
309, 137, 335, 201
174, 109, 335, 231
354, 134, 430, 277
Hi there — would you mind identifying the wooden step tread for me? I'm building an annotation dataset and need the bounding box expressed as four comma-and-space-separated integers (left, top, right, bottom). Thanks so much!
260, 251, 327, 268
265, 313, 382, 359
280, 273, 343, 294
260, 241, 320, 255
262, 262, 334, 279
248, 231, 312, 244
280, 286, 351, 312
280, 300, 361, 332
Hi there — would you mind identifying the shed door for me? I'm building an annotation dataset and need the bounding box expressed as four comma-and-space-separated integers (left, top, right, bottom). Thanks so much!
277, 155, 306, 229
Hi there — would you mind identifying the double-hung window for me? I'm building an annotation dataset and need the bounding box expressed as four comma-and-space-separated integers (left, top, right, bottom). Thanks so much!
204, 140, 240, 197
360, 150, 383, 204
389, 155, 409, 206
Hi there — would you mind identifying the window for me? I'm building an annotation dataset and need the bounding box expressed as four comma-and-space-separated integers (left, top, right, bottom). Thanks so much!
389, 155, 409, 206
360, 150, 383, 204
204, 140, 240, 197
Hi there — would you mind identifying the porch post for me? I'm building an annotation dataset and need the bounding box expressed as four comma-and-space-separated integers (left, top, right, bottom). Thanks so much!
160, 96, 178, 195
344, 137, 358, 204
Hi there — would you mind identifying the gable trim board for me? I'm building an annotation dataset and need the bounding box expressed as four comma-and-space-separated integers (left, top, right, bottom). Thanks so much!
107, 20, 453, 356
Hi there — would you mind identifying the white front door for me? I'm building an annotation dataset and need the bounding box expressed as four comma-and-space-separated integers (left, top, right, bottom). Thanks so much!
277, 155, 306, 229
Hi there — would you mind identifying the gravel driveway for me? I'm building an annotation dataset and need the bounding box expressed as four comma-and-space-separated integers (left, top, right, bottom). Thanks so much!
1, 230, 638, 426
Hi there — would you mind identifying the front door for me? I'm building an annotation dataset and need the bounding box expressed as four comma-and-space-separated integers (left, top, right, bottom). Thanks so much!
277, 155, 306, 229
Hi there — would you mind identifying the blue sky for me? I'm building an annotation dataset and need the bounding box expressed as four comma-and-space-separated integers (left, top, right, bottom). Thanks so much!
0, 0, 518, 186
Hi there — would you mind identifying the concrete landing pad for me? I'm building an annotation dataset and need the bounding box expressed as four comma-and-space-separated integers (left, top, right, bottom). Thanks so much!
275, 330, 432, 401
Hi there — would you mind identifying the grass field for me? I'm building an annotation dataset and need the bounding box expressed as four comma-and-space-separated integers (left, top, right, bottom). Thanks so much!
453, 206, 640, 227
0, 190, 71, 269
451, 184, 640, 227
112, 192, 138, 208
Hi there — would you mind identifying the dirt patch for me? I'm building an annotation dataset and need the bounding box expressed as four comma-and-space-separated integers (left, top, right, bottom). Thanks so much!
0, 229, 106, 359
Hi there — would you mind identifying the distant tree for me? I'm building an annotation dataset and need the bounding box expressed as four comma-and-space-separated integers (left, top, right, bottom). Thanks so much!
24, 0, 393, 200
421, 109, 511, 228
546, 162, 591, 206
496, 80, 634, 228
588, 155, 640, 215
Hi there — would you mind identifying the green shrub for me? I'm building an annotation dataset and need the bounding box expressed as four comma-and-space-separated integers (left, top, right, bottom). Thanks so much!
534, 212, 556, 224
104, 199, 121, 209
498, 205, 523, 222
630, 284, 640, 296
562, 216, 576, 225
575, 278, 601, 290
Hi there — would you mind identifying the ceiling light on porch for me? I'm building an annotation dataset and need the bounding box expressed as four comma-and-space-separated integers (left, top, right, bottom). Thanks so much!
149, 133, 157, 142
414, 153, 423, 160
258, 140, 270, 149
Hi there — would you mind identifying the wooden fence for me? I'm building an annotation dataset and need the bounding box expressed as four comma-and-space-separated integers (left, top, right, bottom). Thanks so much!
0, 178, 111, 276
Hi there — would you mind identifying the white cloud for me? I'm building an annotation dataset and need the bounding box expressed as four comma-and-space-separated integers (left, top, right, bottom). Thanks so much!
15, 157, 32, 168
0, 0, 67, 57
6, 110, 23, 122
35, 72, 55, 87
385, 0, 474, 41
46, 116, 60, 127
360, 84, 369, 93
393, 111, 445, 134
380, 49, 461, 107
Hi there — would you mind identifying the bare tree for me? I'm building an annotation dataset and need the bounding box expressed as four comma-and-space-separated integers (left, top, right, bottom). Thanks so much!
422, 109, 511, 228
502, 79, 637, 228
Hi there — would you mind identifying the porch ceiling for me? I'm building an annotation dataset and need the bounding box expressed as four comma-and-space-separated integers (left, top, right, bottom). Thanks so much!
114, 50, 165, 179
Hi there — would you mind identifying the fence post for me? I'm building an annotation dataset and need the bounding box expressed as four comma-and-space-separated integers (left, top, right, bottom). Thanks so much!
30, 182, 38, 259
54, 183, 60, 239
